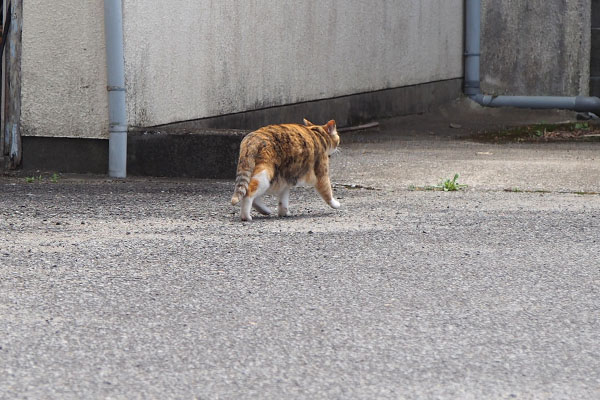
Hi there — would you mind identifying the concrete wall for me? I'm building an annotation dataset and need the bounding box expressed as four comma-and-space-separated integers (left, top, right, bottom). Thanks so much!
20, 0, 464, 138
122, 0, 464, 127
481, 0, 591, 96
590, 0, 600, 96
21, 1, 109, 139
17, 1, 597, 140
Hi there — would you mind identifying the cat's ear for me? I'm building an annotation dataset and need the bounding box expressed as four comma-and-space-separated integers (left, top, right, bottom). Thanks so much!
303, 118, 315, 126
326, 120, 337, 134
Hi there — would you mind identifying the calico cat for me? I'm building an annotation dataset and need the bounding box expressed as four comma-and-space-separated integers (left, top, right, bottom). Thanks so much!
231, 119, 341, 221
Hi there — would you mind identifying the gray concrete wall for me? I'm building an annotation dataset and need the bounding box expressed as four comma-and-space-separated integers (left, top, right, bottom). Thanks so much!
122, 0, 464, 128
18, 1, 597, 140
590, 0, 600, 96
20, 1, 464, 138
21, 1, 109, 139
481, 0, 591, 96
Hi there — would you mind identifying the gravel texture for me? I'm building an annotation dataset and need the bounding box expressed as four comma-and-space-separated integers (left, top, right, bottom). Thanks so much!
1, 117, 600, 399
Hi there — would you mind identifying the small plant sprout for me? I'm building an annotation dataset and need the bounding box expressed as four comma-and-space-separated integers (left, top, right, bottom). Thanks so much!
25, 176, 35, 183
437, 173, 467, 191
409, 174, 468, 192
50, 173, 60, 183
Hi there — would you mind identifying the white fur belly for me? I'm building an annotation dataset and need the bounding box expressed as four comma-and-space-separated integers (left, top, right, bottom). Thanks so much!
266, 175, 312, 194
266, 179, 289, 194
295, 178, 311, 188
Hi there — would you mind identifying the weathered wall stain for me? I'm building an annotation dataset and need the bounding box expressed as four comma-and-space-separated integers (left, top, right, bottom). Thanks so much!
481, 0, 591, 96
122, 0, 464, 128
21, 1, 109, 139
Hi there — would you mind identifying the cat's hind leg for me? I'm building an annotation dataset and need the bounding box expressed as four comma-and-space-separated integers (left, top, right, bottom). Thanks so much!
240, 197, 253, 221
241, 169, 272, 221
253, 197, 272, 215
278, 187, 291, 217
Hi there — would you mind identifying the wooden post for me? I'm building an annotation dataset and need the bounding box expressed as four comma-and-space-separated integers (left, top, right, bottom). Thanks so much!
4, 0, 20, 169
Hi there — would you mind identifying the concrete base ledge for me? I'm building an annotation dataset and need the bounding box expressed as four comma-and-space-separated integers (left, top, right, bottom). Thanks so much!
21, 129, 248, 179
19, 79, 461, 177
127, 129, 248, 179
21, 137, 109, 175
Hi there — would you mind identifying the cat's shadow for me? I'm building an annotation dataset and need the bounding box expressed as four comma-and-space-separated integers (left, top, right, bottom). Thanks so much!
230, 211, 334, 222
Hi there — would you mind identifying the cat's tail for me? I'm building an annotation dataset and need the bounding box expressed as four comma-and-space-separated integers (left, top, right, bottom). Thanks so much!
231, 156, 255, 206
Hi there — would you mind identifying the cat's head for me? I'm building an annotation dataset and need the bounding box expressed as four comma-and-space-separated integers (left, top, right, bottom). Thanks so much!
303, 118, 340, 154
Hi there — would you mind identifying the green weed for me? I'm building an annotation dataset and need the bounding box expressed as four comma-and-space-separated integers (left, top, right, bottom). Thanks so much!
25, 175, 42, 183
410, 174, 467, 192
25, 173, 60, 183
437, 174, 467, 192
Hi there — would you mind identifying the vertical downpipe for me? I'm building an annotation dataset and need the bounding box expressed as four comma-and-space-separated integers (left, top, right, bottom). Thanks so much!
104, 0, 127, 178
464, 0, 481, 96
464, 0, 600, 112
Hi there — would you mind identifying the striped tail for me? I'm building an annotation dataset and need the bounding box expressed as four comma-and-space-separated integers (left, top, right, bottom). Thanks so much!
231, 156, 255, 206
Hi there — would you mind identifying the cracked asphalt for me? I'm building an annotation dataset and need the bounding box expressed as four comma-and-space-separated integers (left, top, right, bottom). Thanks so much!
1, 104, 599, 399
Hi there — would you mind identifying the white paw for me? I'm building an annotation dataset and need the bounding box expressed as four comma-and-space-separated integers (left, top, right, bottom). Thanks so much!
241, 214, 252, 221
330, 199, 341, 209
278, 208, 291, 217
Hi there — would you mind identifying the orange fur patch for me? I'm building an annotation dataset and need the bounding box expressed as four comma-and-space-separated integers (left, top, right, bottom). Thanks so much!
248, 178, 259, 196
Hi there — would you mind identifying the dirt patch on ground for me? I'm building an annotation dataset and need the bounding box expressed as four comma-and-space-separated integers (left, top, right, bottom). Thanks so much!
468, 122, 600, 143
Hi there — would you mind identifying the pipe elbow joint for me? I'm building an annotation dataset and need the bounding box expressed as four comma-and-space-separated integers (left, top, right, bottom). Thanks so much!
469, 94, 491, 107
574, 96, 600, 113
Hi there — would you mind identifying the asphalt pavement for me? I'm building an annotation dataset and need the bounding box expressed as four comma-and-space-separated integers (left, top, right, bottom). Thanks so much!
1, 102, 599, 399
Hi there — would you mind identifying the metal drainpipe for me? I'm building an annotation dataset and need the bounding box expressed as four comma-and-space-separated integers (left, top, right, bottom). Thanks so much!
104, 0, 127, 178
464, 0, 600, 113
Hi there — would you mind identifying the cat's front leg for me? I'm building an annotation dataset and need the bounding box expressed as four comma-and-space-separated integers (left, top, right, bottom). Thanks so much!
278, 187, 291, 217
315, 176, 340, 209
